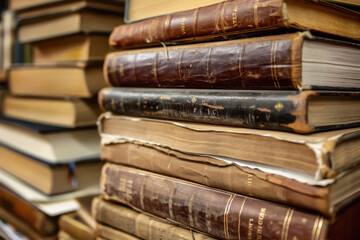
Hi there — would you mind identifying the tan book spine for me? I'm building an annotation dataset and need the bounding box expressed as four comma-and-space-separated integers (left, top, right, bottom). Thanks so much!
101, 143, 331, 215
92, 197, 216, 240
58, 213, 95, 240
101, 164, 329, 240
96, 225, 141, 240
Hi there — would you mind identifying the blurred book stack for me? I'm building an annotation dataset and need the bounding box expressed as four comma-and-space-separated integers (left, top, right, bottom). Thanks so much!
93, 0, 360, 240
0, 0, 125, 239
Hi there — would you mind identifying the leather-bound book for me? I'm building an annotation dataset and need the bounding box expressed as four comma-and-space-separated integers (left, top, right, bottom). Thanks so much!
101, 142, 360, 216
0, 185, 58, 236
104, 32, 360, 90
92, 197, 216, 240
99, 88, 360, 133
110, 0, 360, 48
101, 164, 330, 240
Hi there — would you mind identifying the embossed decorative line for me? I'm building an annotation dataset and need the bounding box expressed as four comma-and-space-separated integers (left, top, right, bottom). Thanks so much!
238, 43, 245, 88
237, 198, 247, 240
192, 8, 199, 36
153, 52, 161, 87
254, 0, 259, 28
224, 195, 236, 239
315, 217, 324, 240
284, 208, 294, 240
281, 208, 291, 240
220, 1, 228, 33
311, 216, 320, 240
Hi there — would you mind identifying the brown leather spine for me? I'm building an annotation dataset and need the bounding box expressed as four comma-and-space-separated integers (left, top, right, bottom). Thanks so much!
0, 186, 58, 236
101, 164, 329, 240
104, 33, 302, 89
92, 197, 216, 240
110, 0, 284, 48
101, 143, 331, 215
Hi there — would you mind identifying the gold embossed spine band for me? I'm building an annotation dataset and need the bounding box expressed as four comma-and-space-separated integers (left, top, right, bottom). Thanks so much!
101, 164, 329, 240
105, 33, 302, 89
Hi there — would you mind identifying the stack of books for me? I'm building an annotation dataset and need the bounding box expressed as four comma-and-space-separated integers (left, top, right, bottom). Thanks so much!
0, 0, 124, 239
93, 0, 360, 239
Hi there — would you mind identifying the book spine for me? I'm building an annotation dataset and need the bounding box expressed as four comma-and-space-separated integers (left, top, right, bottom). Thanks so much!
58, 214, 95, 240
101, 143, 331, 215
110, 0, 285, 48
104, 32, 303, 89
0, 187, 58, 236
92, 197, 217, 240
99, 88, 313, 133
96, 224, 141, 240
101, 164, 329, 240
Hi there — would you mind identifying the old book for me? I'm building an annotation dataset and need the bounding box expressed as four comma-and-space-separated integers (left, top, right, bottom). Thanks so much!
99, 113, 360, 180
96, 224, 141, 240
9, 62, 105, 98
0, 145, 102, 195
99, 88, 360, 133
111, 0, 360, 48
0, 207, 57, 240
76, 195, 96, 229
59, 213, 95, 240
0, 167, 100, 217
15, 0, 124, 20
125, 0, 222, 22
3, 95, 100, 127
0, 186, 58, 236
101, 164, 330, 240
33, 35, 109, 63
0, 117, 100, 164
101, 142, 359, 216
92, 197, 216, 240
105, 33, 360, 90
18, 9, 123, 43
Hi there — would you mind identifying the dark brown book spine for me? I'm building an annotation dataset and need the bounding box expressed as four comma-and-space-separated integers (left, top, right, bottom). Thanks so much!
99, 88, 314, 133
110, 0, 285, 48
104, 32, 303, 89
101, 164, 329, 240
0, 186, 58, 236
92, 197, 216, 240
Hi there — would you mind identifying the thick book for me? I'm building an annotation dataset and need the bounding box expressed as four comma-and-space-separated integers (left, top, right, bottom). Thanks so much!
104, 33, 360, 90
58, 213, 95, 240
92, 197, 216, 240
0, 186, 58, 236
0, 145, 102, 195
17, 3, 124, 43
99, 88, 360, 133
125, 0, 222, 22
9, 62, 105, 98
15, 0, 124, 20
111, 0, 360, 48
101, 164, 330, 240
3, 95, 100, 127
101, 142, 360, 216
0, 117, 100, 164
99, 113, 360, 180
0, 207, 57, 240
32, 34, 109, 63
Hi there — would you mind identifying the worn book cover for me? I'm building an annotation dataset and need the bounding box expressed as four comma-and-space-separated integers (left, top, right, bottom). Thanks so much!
112, 0, 360, 48
104, 32, 360, 90
101, 164, 329, 240
99, 88, 360, 133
